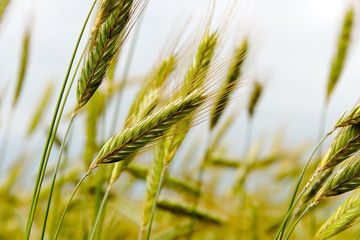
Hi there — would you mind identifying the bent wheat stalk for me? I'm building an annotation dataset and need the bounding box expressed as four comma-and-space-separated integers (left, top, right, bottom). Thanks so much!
24, 2, 98, 238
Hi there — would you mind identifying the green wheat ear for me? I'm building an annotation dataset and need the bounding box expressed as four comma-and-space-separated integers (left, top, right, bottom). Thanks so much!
109, 54, 177, 184
75, 0, 134, 112
13, 27, 31, 106
314, 189, 360, 240
210, 38, 248, 129
248, 81, 263, 117
326, 6, 354, 101
90, 90, 206, 170
314, 153, 360, 203
301, 102, 360, 206
184, 30, 218, 94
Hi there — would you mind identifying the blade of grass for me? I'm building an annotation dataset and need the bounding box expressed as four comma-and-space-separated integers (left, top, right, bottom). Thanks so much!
275, 134, 329, 240
54, 172, 90, 240
24, 1, 98, 238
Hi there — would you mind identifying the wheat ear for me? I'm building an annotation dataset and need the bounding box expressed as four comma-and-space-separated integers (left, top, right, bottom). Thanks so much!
13, 26, 31, 106
184, 30, 218, 93
326, 6, 354, 101
75, 0, 134, 111
336, 103, 360, 128
210, 39, 247, 129
90, 90, 206, 169
301, 119, 360, 205
314, 153, 360, 203
109, 54, 177, 184
92, 0, 122, 36
313, 189, 360, 240
248, 81, 263, 117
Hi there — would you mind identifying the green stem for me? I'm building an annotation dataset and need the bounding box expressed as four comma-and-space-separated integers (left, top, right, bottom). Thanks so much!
48, 128, 73, 239
24, 1, 98, 238
41, 40, 88, 240
90, 185, 111, 240
284, 206, 311, 240
146, 164, 167, 240
54, 172, 89, 240
40, 116, 74, 240
187, 135, 213, 240
275, 133, 329, 240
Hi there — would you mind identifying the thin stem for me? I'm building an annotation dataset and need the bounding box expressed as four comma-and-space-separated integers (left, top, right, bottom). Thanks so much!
284, 206, 311, 240
24, 1, 98, 238
40, 116, 74, 240
90, 185, 111, 240
54, 172, 89, 240
48, 128, 73, 239
274, 133, 330, 240
41, 41, 88, 239
186, 134, 213, 240
145, 164, 167, 240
